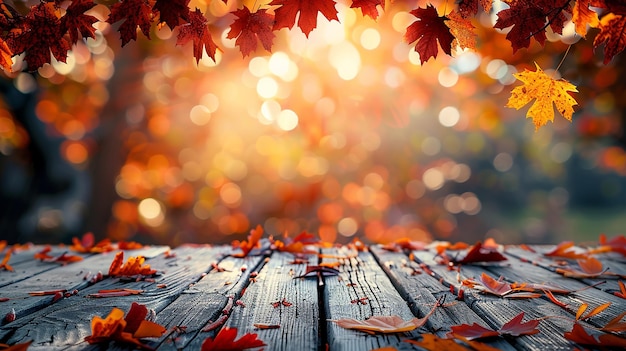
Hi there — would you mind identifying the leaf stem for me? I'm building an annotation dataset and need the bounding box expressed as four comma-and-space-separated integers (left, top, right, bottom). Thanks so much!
554, 44, 572, 74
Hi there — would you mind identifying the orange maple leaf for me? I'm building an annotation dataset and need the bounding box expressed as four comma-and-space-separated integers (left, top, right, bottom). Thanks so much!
201, 327, 265, 351
449, 312, 540, 340
543, 241, 588, 259
108, 252, 157, 277
232, 224, 264, 258
507, 63, 578, 131
564, 323, 626, 348
572, 0, 599, 38
85, 302, 166, 349
70, 232, 114, 253
0, 251, 13, 271
445, 10, 476, 51
593, 13, 626, 64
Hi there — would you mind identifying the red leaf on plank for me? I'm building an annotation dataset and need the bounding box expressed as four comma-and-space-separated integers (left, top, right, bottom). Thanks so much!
493, 0, 571, 53
5, 2, 70, 70
350, 0, 384, 20
176, 8, 219, 63
450, 312, 540, 340
232, 224, 264, 258
108, 252, 157, 277
0, 340, 32, 351
201, 327, 265, 351
602, 311, 626, 333
270, 0, 339, 38
70, 232, 114, 253
272, 231, 318, 254
154, 0, 190, 29
332, 302, 439, 334
615, 280, 626, 299
294, 265, 340, 278
454, 242, 507, 265
403, 4, 454, 64
60, 0, 98, 44
477, 273, 512, 296
0, 250, 13, 271
227, 6, 275, 57
106, 0, 154, 46
543, 241, 588, 259
599, 234, 626, 256
565, 323, 626, 348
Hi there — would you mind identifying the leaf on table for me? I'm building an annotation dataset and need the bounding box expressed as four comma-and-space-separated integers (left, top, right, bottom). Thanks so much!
118, 241, 144, 250
108, 252, 157, 278
507, 63, 578, 131
454, 241, 507, 265
555, 257, 623, 278
405, 334, 468, 351
201, 327, 265, 351
476, 273, 512, 296
350, 0, 384, 20
593, 13, 626, 64
381, 237, 427, 252
270, 0, 339, 38
403, 4, 454, 64
543, 241, 587, 259
4, 2, 70, 70
450, 312, 540, 340
293, 265, 340, 278
227, 6, 275, 57
106, 0, 154, 46
153, 0, 190, 30
0, 250, 13, 271
564, 323, 626, 348
34, 246, 83, 265
493, 1, 571, 52
544, 289, 568, 308
88, 288, 144, 298
60, 0, 98, 44
70, 232, 114, 253
176, 8, 219, 63
572, 0, 599, 38
232, 224, 264, 258
0, 340, 32, 351
599, 234, 626, 256
272, 231, 318, 254
602, 310, 626, 333
85, 302, 166, 349
331, 302, 438, 334
445, 10, 476, 51
576, 302, 611, 321
615, 280, 626, 299
510, 282, 570, 295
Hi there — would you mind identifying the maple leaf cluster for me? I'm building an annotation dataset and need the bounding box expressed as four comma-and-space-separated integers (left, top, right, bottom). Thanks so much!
0, 0, 622, 73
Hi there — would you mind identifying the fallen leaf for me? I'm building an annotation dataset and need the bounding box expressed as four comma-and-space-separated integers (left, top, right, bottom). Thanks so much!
293, 265, 340, 278
34, 247, 83, 265
576, 302, 611, 321
602, 310, 626, 333
88, 289, 144, 298
599, 234, 626, 256
543, 241, 587, 260
272, 231, 318, 254
331, 302, 438, 334
0, 251, 13, 271
108, 252, 157, 278
507, 63, 578, 131
381, 237, 427, 252
253, 323, 280, 329
614, 280, 626, 299
477, 273, 512, 296
70, 232, 114, 253
564, 323, 626, 348
0, 340, 32, 351
118, 241, 144, 250
201, 327, 265, 351
405, 334, 468, 351
454, 242, 507, 265
85, 302, 166, 349
449, 312, 540, 340
270, 0, 339, 38
232, 224, 264, 258
403, 4, 454, 64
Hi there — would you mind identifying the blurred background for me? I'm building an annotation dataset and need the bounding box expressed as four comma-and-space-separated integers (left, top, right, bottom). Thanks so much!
0, 0, 625, 246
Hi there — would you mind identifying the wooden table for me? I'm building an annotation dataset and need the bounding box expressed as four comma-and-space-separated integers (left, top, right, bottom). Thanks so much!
0, 241, 625, 350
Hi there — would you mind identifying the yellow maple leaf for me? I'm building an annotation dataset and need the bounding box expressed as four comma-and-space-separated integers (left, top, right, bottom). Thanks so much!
506, 63, 578, 131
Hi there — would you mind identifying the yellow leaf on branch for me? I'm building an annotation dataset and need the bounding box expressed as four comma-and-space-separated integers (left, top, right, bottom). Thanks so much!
506, 63, 578, 131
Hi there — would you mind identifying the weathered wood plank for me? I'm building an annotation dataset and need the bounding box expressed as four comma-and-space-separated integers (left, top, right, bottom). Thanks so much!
153, 252, 268, 351
0, 246, 168, 330
223, 251, 321, 350
411, 248, 601, 350
321, 247, 422, 351
370, 245, 517, 350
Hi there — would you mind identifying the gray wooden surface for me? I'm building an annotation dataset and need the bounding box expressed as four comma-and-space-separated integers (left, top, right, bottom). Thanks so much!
0, 242, 625, 350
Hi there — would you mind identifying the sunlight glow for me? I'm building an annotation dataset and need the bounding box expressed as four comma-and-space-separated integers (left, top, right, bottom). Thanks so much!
360, 28, 381, 50
329, 42, 361, 80
257, 77, 279, 98
277, 109, 299, 131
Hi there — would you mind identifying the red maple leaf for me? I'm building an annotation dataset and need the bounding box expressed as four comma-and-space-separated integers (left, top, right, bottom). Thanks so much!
403, 4, 454, 64
457, 0, 493, 18
106, 0, 154, 47
593, 13, 626, 64
270, 0, 339, 38
450, 312, 540, 340
154, 0, 190, 30
227, 6, 275, 57
493, 0, 572, 53
564, 323, 626, 348
60, 0, 98, 44
176, 8, 219, 63
201, 327, 265, 351
5, 2, 70, 70
454, 241, 507, 265
350, 0, 384, 20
